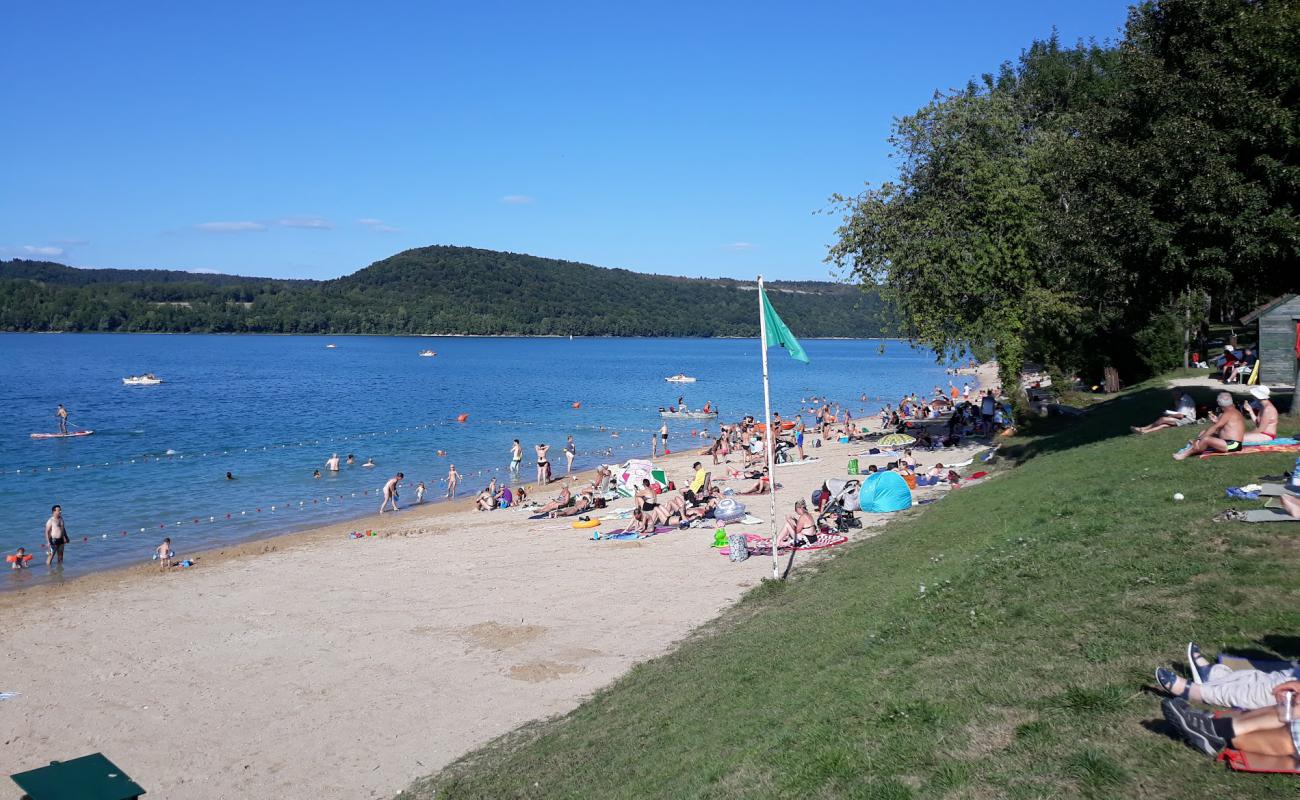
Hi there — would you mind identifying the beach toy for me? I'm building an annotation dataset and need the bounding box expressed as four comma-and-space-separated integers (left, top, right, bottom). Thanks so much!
711, 529, 728, 548
715, 498, 746, 523
571, 402, 581, 409
573, 518, 600, 529
6, 554, 33, 564
456, 413, 469, 422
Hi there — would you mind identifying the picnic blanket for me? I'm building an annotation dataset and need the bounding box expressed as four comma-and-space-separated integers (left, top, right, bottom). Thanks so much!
1259, 483, 1300, 497
717, 531, 849, 557
1199, 442, 1300, 460
1218, 748, 1300, 774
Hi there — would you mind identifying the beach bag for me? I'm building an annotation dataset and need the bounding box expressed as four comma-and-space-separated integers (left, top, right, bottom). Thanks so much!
727, 532, 750, 563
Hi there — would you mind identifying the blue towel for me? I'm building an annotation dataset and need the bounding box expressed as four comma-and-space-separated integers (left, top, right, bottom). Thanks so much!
1226, 487, 1261, 500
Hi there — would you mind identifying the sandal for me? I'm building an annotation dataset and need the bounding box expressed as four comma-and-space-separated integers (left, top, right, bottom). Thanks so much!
1211, 508, 1246, 522
1156, 666, 1188, 698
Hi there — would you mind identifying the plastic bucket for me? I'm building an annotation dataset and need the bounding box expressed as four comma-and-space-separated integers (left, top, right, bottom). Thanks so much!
847, 458, 859, 475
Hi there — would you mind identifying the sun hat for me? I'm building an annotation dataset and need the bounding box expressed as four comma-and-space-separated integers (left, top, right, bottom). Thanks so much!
1249, 386, 1270, 400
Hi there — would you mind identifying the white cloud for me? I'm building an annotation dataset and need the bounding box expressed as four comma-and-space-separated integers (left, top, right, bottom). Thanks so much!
358, 217, 399, 233
53, 238, 89, 246
23, 245, 65, 256
500, 194, 535, 205
725, 242, 757, 251
278, 216, 333, 230
197, 221, 267, 233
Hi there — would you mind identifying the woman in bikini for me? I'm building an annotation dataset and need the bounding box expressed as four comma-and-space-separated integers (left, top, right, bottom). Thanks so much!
777, 499, 818, 549
535, 443, 550, 487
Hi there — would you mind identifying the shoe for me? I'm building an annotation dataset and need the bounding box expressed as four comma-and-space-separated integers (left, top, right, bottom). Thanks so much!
1156, 667, 1187, 697
1161, 698, 1225, 756
1187, 643, 1211, 684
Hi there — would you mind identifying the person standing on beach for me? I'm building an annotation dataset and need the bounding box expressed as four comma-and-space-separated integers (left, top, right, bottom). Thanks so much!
962, 382, 972, 400
564, 436, 576, 475
415, 481, 426, 504
657, 422, 669, 456
379, 473, 403, 513
56, 404, 69, 435
44, 504, 68, 566
446, 464, 463, 498
510, 440, 523, 478
325, 453, 341, 472
535, 443, 550, 487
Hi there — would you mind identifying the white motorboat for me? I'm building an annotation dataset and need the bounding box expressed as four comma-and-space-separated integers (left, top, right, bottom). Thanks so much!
123, 374, 163, 386
325, 344, 337, 349
665, 374, 697, 383
418, 350, 437, 357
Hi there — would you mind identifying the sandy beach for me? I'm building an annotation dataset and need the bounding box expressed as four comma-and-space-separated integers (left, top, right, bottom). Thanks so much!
1, 393, 994, 799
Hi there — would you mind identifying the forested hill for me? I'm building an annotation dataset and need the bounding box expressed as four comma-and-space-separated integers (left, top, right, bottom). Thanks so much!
0, 246, 889, 337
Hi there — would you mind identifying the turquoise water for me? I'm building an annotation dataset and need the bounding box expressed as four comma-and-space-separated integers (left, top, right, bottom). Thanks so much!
0, 334, 954, 587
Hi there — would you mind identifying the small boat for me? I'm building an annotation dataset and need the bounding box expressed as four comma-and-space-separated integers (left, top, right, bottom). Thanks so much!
325, 344, 337, 349
659, 409, 718, 419
418, 350, 436, 357
665, 374, 697, 383
31, 430, 94, 439
123, 374, 163, 386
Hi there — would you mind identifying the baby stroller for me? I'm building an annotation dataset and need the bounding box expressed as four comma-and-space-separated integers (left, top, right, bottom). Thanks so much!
817, 478, 862, 532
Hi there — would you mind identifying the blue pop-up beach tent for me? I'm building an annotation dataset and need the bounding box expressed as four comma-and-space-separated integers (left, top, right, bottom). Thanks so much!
858, 470, 913, 513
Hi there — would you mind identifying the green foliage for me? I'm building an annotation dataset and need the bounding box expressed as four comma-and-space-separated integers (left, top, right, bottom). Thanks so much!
1133, 310, 1185, 374
830, 0, 1300, 384
0, 249, 891, 337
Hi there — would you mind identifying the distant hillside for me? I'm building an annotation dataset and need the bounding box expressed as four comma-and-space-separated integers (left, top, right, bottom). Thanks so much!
0, 247, 890, 337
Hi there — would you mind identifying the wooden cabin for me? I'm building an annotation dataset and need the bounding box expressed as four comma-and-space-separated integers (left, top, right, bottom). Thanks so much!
1240, 294, 1299, 392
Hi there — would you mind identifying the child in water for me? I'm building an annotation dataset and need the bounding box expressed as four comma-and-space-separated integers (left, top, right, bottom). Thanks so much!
362, 457, 376, 468
10, 547, 28, 569
416, 481, 426, 504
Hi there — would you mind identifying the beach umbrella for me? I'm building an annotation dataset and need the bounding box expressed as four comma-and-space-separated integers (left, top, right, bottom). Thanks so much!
878, 433, 916, 447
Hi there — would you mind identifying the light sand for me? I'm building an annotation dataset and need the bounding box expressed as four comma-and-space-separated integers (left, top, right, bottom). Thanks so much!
0, 413, 991, 799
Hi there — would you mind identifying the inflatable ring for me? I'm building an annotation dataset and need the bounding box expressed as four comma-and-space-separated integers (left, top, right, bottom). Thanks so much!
572, 518, 600, 529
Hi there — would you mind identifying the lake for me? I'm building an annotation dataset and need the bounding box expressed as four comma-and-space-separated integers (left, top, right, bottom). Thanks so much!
0, 334, 959, 587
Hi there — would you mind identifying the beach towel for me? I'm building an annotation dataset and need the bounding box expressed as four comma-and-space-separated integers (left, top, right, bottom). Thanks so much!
1218, 748, 1300, 774
603, 524, 676, 538
782, 457, 822, 466
0, 692, 19, 702
1240, 508, 1300, 523
1199, 443, 1300, 460
1259, 483, 1300, 498
717, 531, 849, 557
1247, 437, 1299, 447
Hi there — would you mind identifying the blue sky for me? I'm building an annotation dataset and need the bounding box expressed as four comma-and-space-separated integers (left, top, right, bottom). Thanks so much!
1, 1, 1132, 281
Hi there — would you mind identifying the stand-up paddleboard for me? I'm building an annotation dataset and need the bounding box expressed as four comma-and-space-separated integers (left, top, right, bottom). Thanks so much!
30, 430, 94, 439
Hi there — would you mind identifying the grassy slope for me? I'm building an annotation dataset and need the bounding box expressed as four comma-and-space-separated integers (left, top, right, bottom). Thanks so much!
405, 380, 1300, 799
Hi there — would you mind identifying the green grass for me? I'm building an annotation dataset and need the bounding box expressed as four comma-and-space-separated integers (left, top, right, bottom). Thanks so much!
401, 378, 1300, 799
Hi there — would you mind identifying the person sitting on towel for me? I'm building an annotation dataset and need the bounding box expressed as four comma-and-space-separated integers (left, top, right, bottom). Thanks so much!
776, 499, 817, 549
1154, 641, 1300, 711
1174, 392, 1244, 461
1132, 391, 1197, 435
1243, 386, 1279, 443
552, 489, 594, 518
739, 468, 772, 495
475, 488, 495, 512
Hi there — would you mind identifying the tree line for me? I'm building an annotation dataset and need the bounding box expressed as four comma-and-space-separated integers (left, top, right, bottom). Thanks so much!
0, 248, 892, 338
828, 0, 1299, 392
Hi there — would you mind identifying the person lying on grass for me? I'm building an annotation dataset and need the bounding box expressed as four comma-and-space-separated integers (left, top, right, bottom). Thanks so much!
1162, 682, 1300, 763
1156, 642, 1299, 710
1173, 393, 1244, 461
1132, 391, 1196, 435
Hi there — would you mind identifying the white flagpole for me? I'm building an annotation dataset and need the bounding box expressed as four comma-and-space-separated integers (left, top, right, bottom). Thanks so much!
757, 276, 782, 580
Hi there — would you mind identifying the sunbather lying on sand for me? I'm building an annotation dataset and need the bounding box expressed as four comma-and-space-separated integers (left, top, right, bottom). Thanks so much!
552, 489, 597, 518
534, 485, 572, 515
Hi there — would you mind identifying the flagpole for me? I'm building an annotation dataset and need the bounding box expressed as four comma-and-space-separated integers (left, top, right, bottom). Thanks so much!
757, 276, 781, 580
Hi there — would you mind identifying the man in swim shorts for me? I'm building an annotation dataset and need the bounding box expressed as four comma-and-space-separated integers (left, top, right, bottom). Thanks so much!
510, 439, 523, 477
44, 504, 68, 566
1243, 386, 1279, 443
325, 453, 341, 472
56, 404, 69, 435
379, 473, 403, 513
1174, 392, 1245, 461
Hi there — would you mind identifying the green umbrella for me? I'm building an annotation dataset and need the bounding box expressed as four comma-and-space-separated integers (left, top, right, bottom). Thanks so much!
878, 433, 916, 447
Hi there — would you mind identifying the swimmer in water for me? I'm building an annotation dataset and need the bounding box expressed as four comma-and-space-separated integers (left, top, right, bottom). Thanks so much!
313, 469, 321, 479
362, 457, 376, 468
415, 481, 426, 504
10, 547, 27, 570
325, 453, 341, 472
346, 454, 355, 466
226, 472, 234, 480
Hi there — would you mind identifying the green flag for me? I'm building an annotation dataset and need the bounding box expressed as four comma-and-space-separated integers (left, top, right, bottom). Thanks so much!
760, 286, 809, 363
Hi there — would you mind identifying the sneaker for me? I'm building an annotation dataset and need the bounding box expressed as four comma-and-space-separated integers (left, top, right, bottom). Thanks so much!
1187, 642, 1212, 684
1161, 698, 1225, 755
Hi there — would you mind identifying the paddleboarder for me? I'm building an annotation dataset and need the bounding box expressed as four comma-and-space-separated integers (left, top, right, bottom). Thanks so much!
56, 404, 69, 435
